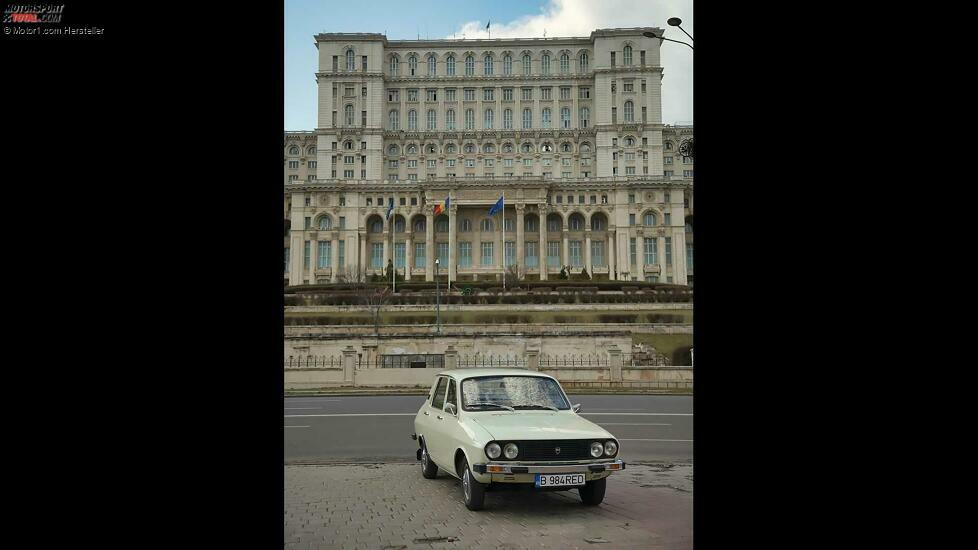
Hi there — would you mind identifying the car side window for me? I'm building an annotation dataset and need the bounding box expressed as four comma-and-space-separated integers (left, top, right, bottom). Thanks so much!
445, 380, 457, 412
431, 377, 448, 409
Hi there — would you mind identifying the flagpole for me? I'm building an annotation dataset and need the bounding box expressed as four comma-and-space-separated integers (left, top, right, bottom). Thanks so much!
391, 206, 396, 294
447, 192, 452, 292
501, 191, 506, 291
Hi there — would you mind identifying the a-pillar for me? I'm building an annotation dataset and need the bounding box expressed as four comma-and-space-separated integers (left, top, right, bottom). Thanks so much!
538, 208, 547, 280
309, 231, 318, 284
516, 204, 525, 279
425, 210, 434, 281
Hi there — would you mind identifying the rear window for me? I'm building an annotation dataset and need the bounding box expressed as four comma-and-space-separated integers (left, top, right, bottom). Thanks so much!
431, 377, 448, 409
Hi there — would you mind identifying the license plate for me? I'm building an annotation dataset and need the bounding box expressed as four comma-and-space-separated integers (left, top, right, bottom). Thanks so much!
535, 473, 586, 487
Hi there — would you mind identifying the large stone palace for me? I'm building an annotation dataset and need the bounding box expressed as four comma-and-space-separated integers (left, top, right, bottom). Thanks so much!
284, 28, 693, 285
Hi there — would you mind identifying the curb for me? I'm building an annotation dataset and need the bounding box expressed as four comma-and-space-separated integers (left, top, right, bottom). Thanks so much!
285, 388, 693, 397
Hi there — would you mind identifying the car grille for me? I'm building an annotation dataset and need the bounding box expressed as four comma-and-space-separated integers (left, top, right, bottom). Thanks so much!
512, 440, 594, 461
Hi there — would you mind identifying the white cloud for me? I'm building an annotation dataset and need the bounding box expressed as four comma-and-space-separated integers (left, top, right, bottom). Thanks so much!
447, 0, 693, 125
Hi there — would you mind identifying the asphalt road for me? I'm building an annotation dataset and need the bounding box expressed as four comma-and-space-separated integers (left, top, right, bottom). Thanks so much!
285, 394, 692, 464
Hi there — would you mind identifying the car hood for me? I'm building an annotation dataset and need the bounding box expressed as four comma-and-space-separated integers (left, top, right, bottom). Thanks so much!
468, 412, 613, 442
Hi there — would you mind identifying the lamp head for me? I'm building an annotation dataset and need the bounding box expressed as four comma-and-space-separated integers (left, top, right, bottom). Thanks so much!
642, 31, 659, 39
667, 17, 682, 26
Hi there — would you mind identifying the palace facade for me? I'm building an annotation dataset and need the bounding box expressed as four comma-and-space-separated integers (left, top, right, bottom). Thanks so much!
285, 28, 693, 285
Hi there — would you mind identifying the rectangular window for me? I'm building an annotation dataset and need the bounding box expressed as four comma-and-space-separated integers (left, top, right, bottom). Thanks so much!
525, 241, 538, 267
641, 51, 646, 66
541, 87, 552, 100
628, 194, 635, 204
665, 156, 673, 164
684, 170, 694, 177
362, 86, 367, 97
481, 242, 494, 266
362, 55, 368, 71
521, 88, 532, 100
284, 248, 290, 272
665, 213, 671, 226
483, 88, 494, 101
337, 241, 344, 267
303, 216, 311, 229
665, 237, 672, 265
303, 241, 311, 268
503, 88, 513, 101
591, 240, 604, 267
610, 52, 616, 67
464, 88, 475, 101
579, 87, 590, 99
458, 242, 472, 267
504, 242, 516, 267
426, 89, 437, 102
547, 241, 560, 268
626, 166, 636, 175
407, 89, 418, 101
414, 242, 426, 268
339, 216, 346, 229
686, 244, 694, 270
427, 159, 436, 169
630, 238, 637, 267
644, 238, 657, 265
629, 213, 635, 226
361, 111, 366, 126
394, 243, 405, 269
560, 87, 570, 100
523, 158, 532, 167
437, 242, 449, 265
569, 241, 582, 267
371, 243, 384, 269
317, 241, 331, 269
623, 81, 634, 92
446, 88, 456, 101
388, 89, 399, 102
332, 56, 338, 71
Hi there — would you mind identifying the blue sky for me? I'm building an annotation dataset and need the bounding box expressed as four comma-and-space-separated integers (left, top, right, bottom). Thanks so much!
285, 0, 693, 130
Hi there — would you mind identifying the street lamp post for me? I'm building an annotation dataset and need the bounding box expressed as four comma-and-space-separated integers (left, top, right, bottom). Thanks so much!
645, 21, 694, 159
435, 258, 441, 334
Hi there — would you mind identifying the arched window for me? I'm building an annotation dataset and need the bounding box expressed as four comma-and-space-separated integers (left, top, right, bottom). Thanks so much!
395, 218, 405, 233
521, 142, 533, 153
346, 50, 355, 70
503, 55, 512, 74
408, 56, 417, 75
427, 143, 437, 154
665, 141, 673, 150
406, 144, 417, 154
371, 219, 383, 233
414, 218, 427, 232
464, 143, 475, 154
624, 101, 634, 122
644, 212, 657, 226
446, 55, 455, 75
542, 108, 551, 129
579, 106, 590, 128
579, 52, 589, 72
483, 143, 495, 154
484, 55, 493, 75
623, 45, 632, 65
503, 109, 513, 129
307, 146, 316, 155
427, 55, 436, 76
522, 54, 531, 74
560, 53, 569, 73
561, 142, 572, 153
435, 216, 448, 232
461, 219, 472, 232
390, 56, 399, 75
427, 109, 437, 130
344, 105, 354, 125
540, 142, 553, 153
522, 108, 532, 129
547, 216, 562, 232
525, 216, 538, 232
407, 109, 417, 130
446, 109, 455, 130
464, 109, 474, 130
388, 110, 399, 130
570, 216, 582, 231
560, 107, 571, 129
502, 142, 513, 153
445, 143, 456, 154
388, 144, 399, 155
288, 146, 299, 155
541, 54, 550, 74
484, 108, 493, 129
624, 136, 635, 147
480, 219, 494, 232
465, 55, 474, 75
318, 216, 332, 230
590, 216, 605, 231
580, 143, 591, 153
344, 140, 354, 150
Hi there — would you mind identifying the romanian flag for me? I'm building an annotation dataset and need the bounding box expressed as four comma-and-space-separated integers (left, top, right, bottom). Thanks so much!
433, 195, 450, 216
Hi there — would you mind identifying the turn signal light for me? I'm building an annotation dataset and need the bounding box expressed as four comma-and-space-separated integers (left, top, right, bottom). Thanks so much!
487, 465, 506, 473
608, 463, 621, 470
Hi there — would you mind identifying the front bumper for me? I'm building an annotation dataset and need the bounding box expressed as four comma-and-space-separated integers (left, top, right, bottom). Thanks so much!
473, 459, 625, 474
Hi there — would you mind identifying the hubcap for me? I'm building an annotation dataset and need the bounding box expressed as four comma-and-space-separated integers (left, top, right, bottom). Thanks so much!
422, 448, 428, 470
463, 468, 471, 501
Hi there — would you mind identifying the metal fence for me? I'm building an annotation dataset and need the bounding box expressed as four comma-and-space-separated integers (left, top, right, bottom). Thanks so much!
359, 354, 446, 369
538, 354, 611, 369
457, 354, 527, 369
285, 355, 343, 369
623, 353, 671, 367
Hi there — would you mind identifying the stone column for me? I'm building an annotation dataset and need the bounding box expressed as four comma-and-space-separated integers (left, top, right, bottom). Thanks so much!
608, 345, 623, 382
309, 232, 318, 284
359, 231, 367, 275
538, 209, 547, 280
405, 235, 413, 281
330, 235, 339, 282
516, 204, 525, 278
342, 345, 356, 385
658, 235, 667, 281
425, 210, 434, 281
607, 231, 616, 280
526, 348, 540, 371
562, 222, 569, 273
584, 229, 592, 277
445, 344, 459, 369
382, 220, 390, 273
289, 233, 303, 286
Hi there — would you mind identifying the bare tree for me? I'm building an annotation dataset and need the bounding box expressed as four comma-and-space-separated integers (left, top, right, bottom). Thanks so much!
338, 266, 391, 335
504, 263, 524, 289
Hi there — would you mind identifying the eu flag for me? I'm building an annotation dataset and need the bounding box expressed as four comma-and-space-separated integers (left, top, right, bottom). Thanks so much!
487, 195, 504, 216
386, 198, 394, 220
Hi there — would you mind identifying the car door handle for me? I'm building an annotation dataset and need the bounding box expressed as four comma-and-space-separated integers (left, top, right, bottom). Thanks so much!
436, 415, 443, 420
423, 411, 429, 415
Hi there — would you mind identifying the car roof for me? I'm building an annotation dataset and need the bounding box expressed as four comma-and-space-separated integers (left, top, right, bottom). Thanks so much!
435, 368, 556, 382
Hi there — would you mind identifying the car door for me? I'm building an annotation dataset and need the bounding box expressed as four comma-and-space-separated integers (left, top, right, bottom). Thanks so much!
438, 378, 470, 469
430, 378, 459, 470
423, 377, 449, 468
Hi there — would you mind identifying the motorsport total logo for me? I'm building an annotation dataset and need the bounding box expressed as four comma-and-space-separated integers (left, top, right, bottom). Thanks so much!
2, 3, 64, 23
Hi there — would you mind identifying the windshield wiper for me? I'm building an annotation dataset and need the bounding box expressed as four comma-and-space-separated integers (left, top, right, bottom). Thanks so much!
512, 404, 558, 411
468, 402, 515, 411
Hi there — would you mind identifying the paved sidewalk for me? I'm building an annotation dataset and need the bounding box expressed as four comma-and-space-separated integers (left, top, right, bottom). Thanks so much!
285, 463, 692, 550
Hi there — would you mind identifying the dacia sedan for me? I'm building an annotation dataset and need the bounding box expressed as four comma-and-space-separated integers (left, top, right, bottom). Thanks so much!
411, 368, 624, 510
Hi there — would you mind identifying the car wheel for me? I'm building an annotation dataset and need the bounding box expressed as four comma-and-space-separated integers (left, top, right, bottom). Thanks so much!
579, 477, 607, 505
461, 457, 486, 511
420, 442, 438, 479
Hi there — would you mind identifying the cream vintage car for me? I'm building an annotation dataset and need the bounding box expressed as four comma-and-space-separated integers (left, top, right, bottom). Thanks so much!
411, 368, 625, 510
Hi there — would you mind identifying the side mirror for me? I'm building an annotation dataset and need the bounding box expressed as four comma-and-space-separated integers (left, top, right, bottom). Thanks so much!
572, 404, 582, 413
445, 403, 457, 416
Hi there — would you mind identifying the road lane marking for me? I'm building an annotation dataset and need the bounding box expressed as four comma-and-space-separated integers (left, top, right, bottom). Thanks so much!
618, 438, 693, 442
598, 423, 672, 426
581, 413, 692, 416
284, 426, 310, 428
284, 413, 417, 417
284, 407, 322, 410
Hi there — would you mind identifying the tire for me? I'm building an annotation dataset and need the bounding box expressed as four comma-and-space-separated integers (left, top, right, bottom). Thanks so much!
461, 457, 486, 510
420, 441, 438, 479
579, 477, 607, 505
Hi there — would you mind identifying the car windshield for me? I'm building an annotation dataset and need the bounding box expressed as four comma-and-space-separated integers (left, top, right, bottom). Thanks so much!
460, 376, 570, 412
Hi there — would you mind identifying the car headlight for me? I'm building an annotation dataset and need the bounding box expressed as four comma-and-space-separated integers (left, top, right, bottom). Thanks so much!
604, 440, 618, 457
485, 442, 501, 459
503, 443, 519, 459
590, 442, 604, 458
